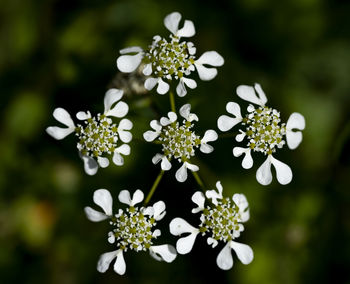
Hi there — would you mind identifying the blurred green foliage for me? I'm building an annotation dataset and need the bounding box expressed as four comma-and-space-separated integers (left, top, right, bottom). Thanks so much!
0, 0, 349, 283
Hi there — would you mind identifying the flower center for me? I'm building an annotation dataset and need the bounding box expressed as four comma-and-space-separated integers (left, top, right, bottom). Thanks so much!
159, 121, 201, 162
243, 106, 286, 155
143, 35, 195, 80
112, 207, 156, 252
75, 114, 118, 157
199, 198, 244, 242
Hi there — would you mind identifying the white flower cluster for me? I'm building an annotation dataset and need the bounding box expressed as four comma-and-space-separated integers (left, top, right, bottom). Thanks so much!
170, 182, 253, 270
46, 10, 307, 276
143, 104, 218, 182
46, 89, 132, 175
218, 84, 305, 185
85, 189, 176, 275
117, 12, 224, 97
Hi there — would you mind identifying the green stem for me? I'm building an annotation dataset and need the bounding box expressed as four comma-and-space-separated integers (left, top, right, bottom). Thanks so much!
144, 170, 165, 205
169, 91, 176, 113
192, 171, 206, 192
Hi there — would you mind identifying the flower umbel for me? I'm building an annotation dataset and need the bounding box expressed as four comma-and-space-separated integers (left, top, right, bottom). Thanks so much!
143, 104, 218, 182
85, 189, 176, 275
46, 89, 132, 175
217, 84, 305, 185
169, 181, 253, 270
117, 11, 224, 97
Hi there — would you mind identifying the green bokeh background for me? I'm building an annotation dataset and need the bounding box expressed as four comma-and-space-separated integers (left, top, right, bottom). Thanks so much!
0, 0, 349, 283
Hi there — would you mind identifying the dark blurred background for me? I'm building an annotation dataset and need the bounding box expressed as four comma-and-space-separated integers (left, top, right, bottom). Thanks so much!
0, 0, 349, 283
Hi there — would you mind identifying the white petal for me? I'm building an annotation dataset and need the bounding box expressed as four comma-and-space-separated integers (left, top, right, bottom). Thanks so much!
169, 217, 198, 235
112, 151, 124, 166
105, 101, 129, 118
118, 118, 133, 131
97, 156, 110, 168
175, 163, 188, 182
164, 12, 181, 35
233, 147, 253, 169
183, 77, 197, 89
177, 20, 195, 37
216, 242, 233, 270
118, 130, 132, 143
46, 126, 74, 140
119, 46, 143, 54
84, 206, 108, 222
143, 206, 154, 216
152, 229, 161, 238
195, 63, 218, 81
226, 102, 242, 119
176, 80, 187, 97
286, 112, 305, 150
270, 155, 293, 185
108, 232, 115, 243
185, 161, 199, 172
230, 241, 254, 265
97, 250, 119, 273
144, 77, 159, 91
113, 250, 126, 275
207, 237, 218, 248
76, 111, 91, 120
286, 112, 305, 130
236, 85, 266, 106
93, 189, 113, 216
150, 120, 162, 132
196, 51, 224, 67
131, 189, 144, 206
150, 245, 177, 263
286, 130, 303, 150
118, 190, 132, 206
179, 103, 191, 119
200, 143, 213, 154
156, 78, 169, 95
160, 112, 177, 126
53, 107, 75, 128
152, 153, 163, 165
116, 144, 130, 155
191, 191, 205, 213
176, 232, 199, 254
254, 83, 268, 105
161, 156, 172, 171
117, 53, 143, 73
81, 155, 98, 175
143, 63, 152, 76
104, 89, 123, 114
256, 155, 273, 185
201, 129, 218, 143
233, 193, 250, 222
144, 130, 160, 142
236, 130, 246, 142
153, 200, 166, 220
205, 181, 223, 205
187, 42, 196, 55
217, 115, 242, 132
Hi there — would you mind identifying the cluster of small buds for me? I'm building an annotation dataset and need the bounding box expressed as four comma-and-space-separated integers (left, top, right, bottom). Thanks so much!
243, 105, 286, 155
199, 197, 244, 242
109, 205, 158, 252
143, 35, 196, 80
159, 119, 201, 162
76, 113, 119, 158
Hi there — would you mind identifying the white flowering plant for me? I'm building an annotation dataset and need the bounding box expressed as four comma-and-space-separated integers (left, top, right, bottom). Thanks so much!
46, 11, 305, 276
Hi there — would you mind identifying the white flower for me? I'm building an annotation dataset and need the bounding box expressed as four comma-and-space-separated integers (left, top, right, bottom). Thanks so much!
143, 104, 217, 182
116, 11, 224, 97
169, 181, 253, 270
217, 83, 305, 185
46, 88, 133, 175
85, 188, 177, 275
